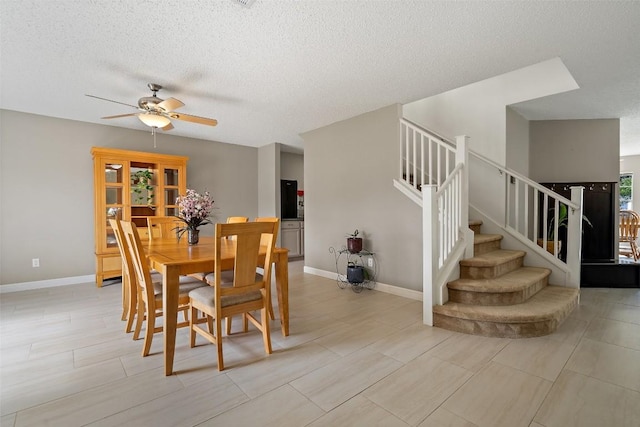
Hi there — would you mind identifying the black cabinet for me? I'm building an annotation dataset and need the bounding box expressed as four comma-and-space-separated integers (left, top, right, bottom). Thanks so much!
541, 182, 616, 263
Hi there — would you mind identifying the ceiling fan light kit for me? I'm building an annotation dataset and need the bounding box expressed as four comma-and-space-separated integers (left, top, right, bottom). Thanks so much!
86, 83, 217, 143
138, 112, 171, 128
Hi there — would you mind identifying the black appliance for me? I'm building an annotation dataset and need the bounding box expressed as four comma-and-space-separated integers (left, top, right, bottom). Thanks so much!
281, 180, 298, 219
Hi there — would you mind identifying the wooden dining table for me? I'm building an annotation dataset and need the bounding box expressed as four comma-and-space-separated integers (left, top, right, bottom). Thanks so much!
146, 236, 289, 376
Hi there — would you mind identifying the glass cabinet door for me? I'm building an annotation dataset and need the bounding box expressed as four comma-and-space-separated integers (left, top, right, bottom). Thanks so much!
163, 167, 181, 216
104, 162, 124, 249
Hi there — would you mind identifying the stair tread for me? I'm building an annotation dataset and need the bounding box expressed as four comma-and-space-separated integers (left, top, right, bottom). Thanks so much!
469, 220, 483, 226
474, 234, 503, 244
459, 249, 526, 267
448, 267, 550, 293
434, 286, 578, 323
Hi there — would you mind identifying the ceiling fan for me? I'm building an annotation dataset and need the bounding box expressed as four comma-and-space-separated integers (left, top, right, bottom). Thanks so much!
86, 83, 218, 131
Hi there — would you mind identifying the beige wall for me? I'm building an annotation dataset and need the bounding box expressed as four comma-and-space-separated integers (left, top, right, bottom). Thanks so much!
257, 143, 281, 218
0, 110, 258, 285
529, 119, 620, 183
505, 107, 530, 176
280, 152, 304, 190
302, 104, 424, 291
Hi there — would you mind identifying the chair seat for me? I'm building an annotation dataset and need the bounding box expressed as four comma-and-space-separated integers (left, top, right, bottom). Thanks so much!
189, 284, 262, 309
620, 236, 637, 243
152, 278, 208, 300
188, 272, 210, 281
204, 270, 235, 286
204, 271, 263, 286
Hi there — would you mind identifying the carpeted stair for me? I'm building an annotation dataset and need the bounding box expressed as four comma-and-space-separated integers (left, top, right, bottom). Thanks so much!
433, 220, 579, 338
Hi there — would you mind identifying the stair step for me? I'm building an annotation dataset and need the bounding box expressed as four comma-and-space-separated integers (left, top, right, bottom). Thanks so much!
469, 220, 482, 234
434, 286, 579, 338
460, 249, 526, 280
474, 233, 503, 255
448, 267, 550, 305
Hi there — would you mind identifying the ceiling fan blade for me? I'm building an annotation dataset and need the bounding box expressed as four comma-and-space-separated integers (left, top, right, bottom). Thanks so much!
157, 97, 184, 112
161, 122, 174, 131
169, 112, 218, 126
86, 94, 138, 109
101, 113, 138, 119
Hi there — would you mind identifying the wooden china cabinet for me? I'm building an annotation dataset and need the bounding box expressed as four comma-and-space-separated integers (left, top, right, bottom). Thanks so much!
91, 147, 188, 287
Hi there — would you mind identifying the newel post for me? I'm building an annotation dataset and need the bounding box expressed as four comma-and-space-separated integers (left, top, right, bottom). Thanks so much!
399, 120, 405, 182
423, 184, 438, 325
566, 186, 584, 288
456, 135, 473, 258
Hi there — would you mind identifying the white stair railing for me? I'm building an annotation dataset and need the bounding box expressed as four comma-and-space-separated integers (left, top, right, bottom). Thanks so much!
399, 118, 457, 194
470, 151, 584, 286
394, 117, 586, 326
394, 118, 472, 325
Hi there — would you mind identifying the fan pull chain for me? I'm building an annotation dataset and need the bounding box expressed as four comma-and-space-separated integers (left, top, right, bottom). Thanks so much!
152, 127, 157, 148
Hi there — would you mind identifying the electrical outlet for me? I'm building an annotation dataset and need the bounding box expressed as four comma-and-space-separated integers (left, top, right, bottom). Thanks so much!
32, 258, 40, 268
367, 257, 373, 267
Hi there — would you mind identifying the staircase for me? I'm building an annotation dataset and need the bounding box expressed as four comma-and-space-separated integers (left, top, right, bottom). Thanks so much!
433, 220, 579, 338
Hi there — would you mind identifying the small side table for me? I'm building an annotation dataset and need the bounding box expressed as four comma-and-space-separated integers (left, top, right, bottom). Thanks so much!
329, 246, 377, 293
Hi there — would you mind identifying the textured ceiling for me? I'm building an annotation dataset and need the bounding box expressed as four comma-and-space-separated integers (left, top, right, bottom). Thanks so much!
1, 1, 639, 156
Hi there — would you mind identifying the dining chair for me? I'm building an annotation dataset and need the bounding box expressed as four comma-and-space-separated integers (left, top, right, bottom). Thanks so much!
189, 221, 278, 371
619, 210, 640, 261
147, 216, 183, 240
194, 216, 249, 315
111, 218, 166, 334
205, 217, 280, 332
109, 218, 140, 333
186, 216, 251, 284
226, 216, 249, 224
120, 220, 208, 356
222, 216, 249, 241
255, 217, 280, 320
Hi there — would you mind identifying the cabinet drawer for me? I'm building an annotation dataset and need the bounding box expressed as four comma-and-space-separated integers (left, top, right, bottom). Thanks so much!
101, 254, 122, 273
281, 221, 300, 229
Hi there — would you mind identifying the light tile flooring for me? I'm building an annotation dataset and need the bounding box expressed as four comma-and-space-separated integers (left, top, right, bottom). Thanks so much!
1, 261, 639, 427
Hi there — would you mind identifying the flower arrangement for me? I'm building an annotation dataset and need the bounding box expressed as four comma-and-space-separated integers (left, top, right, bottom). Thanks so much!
175, 189, 215, 241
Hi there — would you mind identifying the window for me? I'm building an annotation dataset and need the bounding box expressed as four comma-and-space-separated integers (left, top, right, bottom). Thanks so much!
620, 173, 633, 210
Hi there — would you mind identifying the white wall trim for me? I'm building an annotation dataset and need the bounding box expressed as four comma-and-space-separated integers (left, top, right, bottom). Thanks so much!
303, 266, 423, 301
0, 275, 97, 293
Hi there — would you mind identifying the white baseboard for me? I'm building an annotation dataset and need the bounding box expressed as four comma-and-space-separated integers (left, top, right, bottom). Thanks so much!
0, 275, 97, 294
303, 266, 423, 301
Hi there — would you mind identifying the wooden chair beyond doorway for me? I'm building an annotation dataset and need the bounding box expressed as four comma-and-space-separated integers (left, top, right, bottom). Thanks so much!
620, 210, 640, 261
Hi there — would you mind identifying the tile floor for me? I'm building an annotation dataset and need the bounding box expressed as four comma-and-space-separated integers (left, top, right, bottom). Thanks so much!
1, 261, 639, 427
